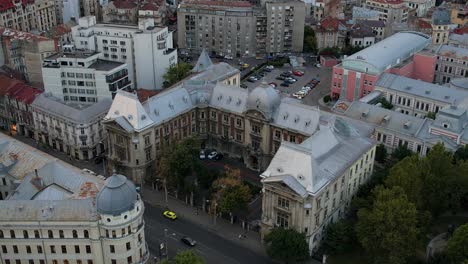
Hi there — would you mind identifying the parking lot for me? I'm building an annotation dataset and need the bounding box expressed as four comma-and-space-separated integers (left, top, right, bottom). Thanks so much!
242, 64, 332, 106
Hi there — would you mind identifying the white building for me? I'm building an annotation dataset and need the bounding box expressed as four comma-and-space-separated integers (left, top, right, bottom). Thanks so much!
260, 116, 376, 253
31, 93, 112, 160
42, 45, 131, 103
0, 133, 149, 264
72, 16, 177, 90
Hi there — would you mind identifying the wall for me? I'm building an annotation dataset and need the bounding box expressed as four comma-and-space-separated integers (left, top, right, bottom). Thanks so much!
412, 52, 436, 83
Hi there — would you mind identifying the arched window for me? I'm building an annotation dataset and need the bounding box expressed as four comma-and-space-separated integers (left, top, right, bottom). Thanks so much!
59, 230, 64, 238
84, 230, 89, 238
0, 230, 3, 238
23, 230, 28, 238
48, 230, 53, 238
10, 230, 15, 238
34, 230, 40, 238
72, 230, 78, 238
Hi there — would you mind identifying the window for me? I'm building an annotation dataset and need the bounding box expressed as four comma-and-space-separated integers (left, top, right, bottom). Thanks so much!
88, 261, 93, 264
289, 135, 296, 143
67, 72, 75, 78
252, 124, 261, 134
75, 245, 80, 254
27, 245, 31, 253
50, 245, 56, 254
0, 230, 3, 238
277, 197, 289, 209
112, 261, 117, 264
59, 230, 64, 238
34, 230, 40, 238
16, 260, 20, 264
86, 245, 91, 254
110, 245, 115, 253
10, 230, 15, 238
61, 245, 67, 254
127, 257, 132, 264
103, 39, 108, 44
37, 246, 42, 254
276, 212, 289, 228
275, 130, 281, 139
84, 230, 89, 238
23, 230, 29, 238
73, 230, 78, 238
2, 245, 7, 253
126, 242, 131, 250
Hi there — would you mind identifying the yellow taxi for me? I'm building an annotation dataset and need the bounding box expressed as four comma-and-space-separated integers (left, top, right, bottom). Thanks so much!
163, 210, 177, 220
241, 63, 249, 69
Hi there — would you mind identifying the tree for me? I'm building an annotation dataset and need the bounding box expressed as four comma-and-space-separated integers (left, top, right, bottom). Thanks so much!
375, 144, 388, 163
447, 223, 468, 263
303, 26, 317, 53
376, 97, 393, 109
319, 47, 340, 57
356, 186, 419, 264
264, 228, 309, 263
211, 166, 251, 214
160, 250, 206, 264
391, 144, 413, 161
454, 145, 468, 162
341, 45, 365, 56
163, 62, 193, 88
323, 220, 355, 255
385, 156, 423, 208
426, 111, 437, 120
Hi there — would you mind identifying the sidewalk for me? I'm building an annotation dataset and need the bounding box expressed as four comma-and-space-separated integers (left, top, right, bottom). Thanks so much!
141, 185, 268, 257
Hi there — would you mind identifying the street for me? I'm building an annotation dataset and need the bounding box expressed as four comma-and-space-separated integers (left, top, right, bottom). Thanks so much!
143, 202, 272, 264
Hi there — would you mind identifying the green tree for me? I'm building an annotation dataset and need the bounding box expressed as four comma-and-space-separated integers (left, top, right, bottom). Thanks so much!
160, 250, 206, 264
375, 144, 388, 163
385, 156, 423, 208
426, 111, 437, 119
264, 228, 309, 263
341, 45, 365, 55
303, 26, 317, 53
376, 97, 393, 109
356, 186, 419, 264
447, 223, 468, 264
163, 62, 193, 88
391, 144, 413, 161
454, 145, 468, 162
323, 220, 355, 255
211, 166, 251, 214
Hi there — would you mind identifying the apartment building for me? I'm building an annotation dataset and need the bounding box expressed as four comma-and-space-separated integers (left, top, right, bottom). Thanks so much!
42, 45, 131, 103
72, 16, 176, 90
0, 133, 148, 264
80, 0, 101, 19
0, 0, 57, 32
31, 93, 111, 160
434, 44, 468, 84
362, 0, 409, 25
315, 16, 346, 50
102, 0, 138, 24
404, 0, 435, 17
450, 3, 467, 27
374, 73, 468, 117
0, 27, 57, 85
349, 23, 376, 47
177, 0, 305, 57
260, 117, 376, 253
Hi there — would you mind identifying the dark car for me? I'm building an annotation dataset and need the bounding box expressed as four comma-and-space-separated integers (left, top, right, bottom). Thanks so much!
181, 236, 197, 247
280, 82, 289, 87
280, 72, 291, 77
213, 153, 224, 161
276, 76, 285, 80
240, 83, 248, 88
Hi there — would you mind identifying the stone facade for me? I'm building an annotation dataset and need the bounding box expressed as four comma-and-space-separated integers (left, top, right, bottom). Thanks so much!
0, 0, 57, 32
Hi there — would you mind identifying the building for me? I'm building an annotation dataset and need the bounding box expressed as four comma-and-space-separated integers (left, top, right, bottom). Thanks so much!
138, 0, 167, 27
330, 31, 435, 102
80, 0, 102, 19
0, 0, 57, 32
42, 23, 75, 50
0, 74, 42, 137
72, 16, 177, 90
404, 0, 435, 17
177, 0, 305, 57
102, 0, 138, 24
31, 93, 112, 160
362, 0, 409, 25
431, 6, 452, 45
359, 20, 386, 41
434, 44, 468, 84
448, 31, 468, 48
42, 45, 131, 103
0, 133, 149, 263
352, 6, 380, 21
349, 23, 376, 47
315, 17, 346, 50
260, 115, 376, 253
374, 73, 468, 116
450, 3, 467, 27
336, 100, 468, 154
0, 27, 57, 85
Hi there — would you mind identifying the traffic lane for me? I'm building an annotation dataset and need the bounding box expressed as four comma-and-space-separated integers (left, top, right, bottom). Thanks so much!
144, 202, 272, 264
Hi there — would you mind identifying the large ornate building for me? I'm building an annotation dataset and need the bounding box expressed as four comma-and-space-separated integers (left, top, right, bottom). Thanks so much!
0, 133, 148, 264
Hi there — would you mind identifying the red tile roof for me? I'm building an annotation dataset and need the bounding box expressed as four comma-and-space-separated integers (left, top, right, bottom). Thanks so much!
0, 0, 34, 11
0, 75, 20, 96
453, 26, 468, 35
185, 0, 252, 7
140, 2, 160, 11
0, 74, 42, 104
0, 27, 50, 42
418, 19, 432, 29
318, 16, 341, 31
112, 0, 137, 9
368, 0, 403, 4
137, 89, 160, 103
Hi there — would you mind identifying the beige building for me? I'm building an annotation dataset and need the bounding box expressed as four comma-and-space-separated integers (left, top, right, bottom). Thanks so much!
0, 0, 57, 32
177, 0, 305, 57
362, 0, 409, 25
260, 116, 376, 253
435, 44, 468, 84
102, 0, 138, 24
450, 3, 467, 27
315, 16, 346, 50
431, 7, 451, 45
0, 133, 148, 264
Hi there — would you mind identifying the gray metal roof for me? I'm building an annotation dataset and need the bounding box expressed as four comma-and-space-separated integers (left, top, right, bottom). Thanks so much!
450, 78, 468, 91
192, 49, 213, 73
32, 94, 112, 124
432, 7, 451, 25
246, 82, 281, 120
437, 44, 468, 59
209, 84, 248, 114
376, 73, 468, 104
96, 174, 137, 215
272, 100, 320, 136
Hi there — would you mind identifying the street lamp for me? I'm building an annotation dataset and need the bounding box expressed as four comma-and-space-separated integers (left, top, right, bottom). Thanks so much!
164, 228, 168, 260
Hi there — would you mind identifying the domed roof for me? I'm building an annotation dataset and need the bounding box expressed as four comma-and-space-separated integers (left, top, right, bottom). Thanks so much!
247, 81, 281, 120
96, 174, 137, 215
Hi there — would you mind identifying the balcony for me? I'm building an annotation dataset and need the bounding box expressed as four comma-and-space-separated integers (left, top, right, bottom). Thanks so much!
164, 48, 176, 55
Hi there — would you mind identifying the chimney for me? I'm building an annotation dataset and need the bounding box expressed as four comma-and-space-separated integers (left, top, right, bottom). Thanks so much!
34, 169, 38, 178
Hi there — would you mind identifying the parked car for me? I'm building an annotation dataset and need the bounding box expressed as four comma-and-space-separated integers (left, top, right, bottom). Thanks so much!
280, 82, 289, 87
285, 78, 296, 84
163, 211, 177, 220
213, 153, 224, 161
241, 63, 250, 69
269, 82, 277, 87
181, 237, 197, 247
224, 55, 233, 60
293, 70, 304, 76
265, 65, 274, 70
280, 72, 291, 77
248, 76, 258, 82
316, 64, 321, 68
240, 83, 248, 88
208, 151, 218, 160
199, 149, 206, 159
276, 76, 286, 80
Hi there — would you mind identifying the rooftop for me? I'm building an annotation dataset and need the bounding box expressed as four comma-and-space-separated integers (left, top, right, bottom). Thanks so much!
376, 73, 468, 104
181, 0, 252, 7
0, 27, 51, 42
45, 50, 100, 61
88, 59, 125, 71
437, 44, 468, 59
111, 0, 138, 9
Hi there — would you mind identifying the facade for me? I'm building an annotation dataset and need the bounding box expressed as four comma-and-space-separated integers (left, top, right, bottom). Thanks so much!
31, 93, 112, 160
352, 6, 380, 21
450, 3, 467, 27
43, 23, 75, 49
177, 0, 305, 57
374, 73, 468, 117
335, 100, 468, 153
359, 20, 386, 41
80, 0, 102, 19
42, 45, 131, 103
72, 16, 177, 90
102, 0, 138, 24
0, 0, 57, 32
349, 23, 376, 47
0, 27, 57, 85
448, 31, 468, 48
431, 7, 451, 45
0, 133, 148, 263
260, 116, 376, 253
315, 17, 346, 50
434, 44, 468, 84
362, 0, 409, 25
404, 0, 435, 17
330, 31, 435, 102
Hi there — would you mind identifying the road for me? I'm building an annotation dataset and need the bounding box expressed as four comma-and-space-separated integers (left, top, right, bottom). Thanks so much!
143, 202, 273, 264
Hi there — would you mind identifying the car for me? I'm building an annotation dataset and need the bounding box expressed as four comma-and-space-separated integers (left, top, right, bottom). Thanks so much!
265, 65, 274, 70
293, 70, 304, 76
276, 76, 285, 80
316, 64, 321, 68
224, 55, 233, 60
213, 153, 224, 161
269, 82, 277, 87
293, 93, 305, 99
280, 82, 289, 87
285, 79, 296, 84
240, 83, 248, 88
181, 236, 197, 247
208, 151, 218, 160
241, 63, 250, 69
199, 149, 206, 159
280, 72, 291, 77
163, 211, 177, 220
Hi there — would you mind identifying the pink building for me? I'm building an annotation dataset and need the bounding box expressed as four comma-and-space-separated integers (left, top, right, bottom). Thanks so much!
330, 31, 436, 101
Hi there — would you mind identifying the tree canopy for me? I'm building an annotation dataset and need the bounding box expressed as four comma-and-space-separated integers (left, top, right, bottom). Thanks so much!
264, 228, 309, 263
323, 220, 355, 255
303, 26, 317, 53
454, 145, 468, 162
163, 62, 193, 88
160, 250, 205, 264
211, 166, 251, 214
447, 223, 468, 264
375, 144, 387, 163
